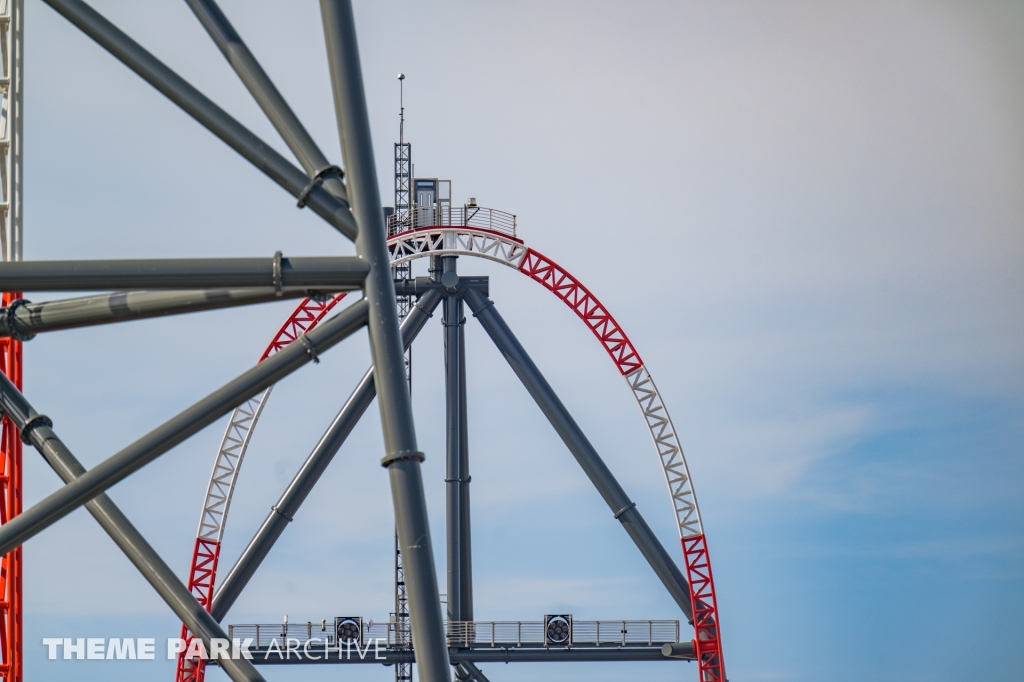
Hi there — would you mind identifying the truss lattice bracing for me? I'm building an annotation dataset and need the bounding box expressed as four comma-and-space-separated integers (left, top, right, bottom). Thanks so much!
683, 534, 724, 681
176, 294, 346, 682
626, 366, 702, 538
0, 300, 20, 682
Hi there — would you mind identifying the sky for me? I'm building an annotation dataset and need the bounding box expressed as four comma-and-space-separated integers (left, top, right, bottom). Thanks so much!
15, 1, 1024, 681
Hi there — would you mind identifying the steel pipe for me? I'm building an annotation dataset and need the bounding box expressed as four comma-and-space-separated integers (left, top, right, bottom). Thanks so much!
0, 255, 368, 291
210, 289, 443, 621
463, 288, 695, 622
457, 285, 474, 624
0, 374, 266, 682
444, 258, 463, 624
0, 298, 369, 556
41, 0, 358, 239
320, 2, 450, 680
0, 288, 315, 339
183, 0, 348, 203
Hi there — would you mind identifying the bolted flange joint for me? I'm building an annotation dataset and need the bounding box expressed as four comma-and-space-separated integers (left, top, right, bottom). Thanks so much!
381, 450, 426, 467
4, 299, 36, 342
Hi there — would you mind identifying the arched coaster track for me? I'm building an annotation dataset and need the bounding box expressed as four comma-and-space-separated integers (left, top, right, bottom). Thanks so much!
181, 226, 724, 682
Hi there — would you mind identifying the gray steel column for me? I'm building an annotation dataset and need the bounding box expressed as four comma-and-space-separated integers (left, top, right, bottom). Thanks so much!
458, 300, 474, 622
443, 257, 462, 623
42, 0, 357, 238
319, 2, 450, 681
183, 0, 348, 203
210, 289, 442, 622
463, 288, 695, 622
0, 374, 265, 682
0, 298, 369, 555
0, 288, 312, 338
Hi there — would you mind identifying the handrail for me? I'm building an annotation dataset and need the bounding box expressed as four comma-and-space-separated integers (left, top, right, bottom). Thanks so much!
387, 204, 517, 238
228, 618, 682, 649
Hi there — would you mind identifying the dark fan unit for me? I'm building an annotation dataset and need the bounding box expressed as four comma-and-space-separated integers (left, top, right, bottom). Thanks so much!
544, 614, 572, 645
334, 616, 363, 645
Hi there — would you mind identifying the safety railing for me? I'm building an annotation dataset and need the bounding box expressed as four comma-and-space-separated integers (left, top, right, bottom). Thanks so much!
388, 205, 516, 238
445, 620, 680, 648
227, 621, 392, 649
228, 619, 681, 649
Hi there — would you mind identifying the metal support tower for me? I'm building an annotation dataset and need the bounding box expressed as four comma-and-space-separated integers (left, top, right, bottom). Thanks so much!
0, 1, 22, 678
391, 74, 414, 682
393, 532, 412, 682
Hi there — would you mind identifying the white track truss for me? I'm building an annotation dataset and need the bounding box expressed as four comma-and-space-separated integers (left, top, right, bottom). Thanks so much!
388, 227, 527, 270
197, 387, 273, 543
625, 367, 701, 537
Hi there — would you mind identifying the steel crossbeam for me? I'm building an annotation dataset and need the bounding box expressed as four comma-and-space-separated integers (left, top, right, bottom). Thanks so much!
0, 298, 369, 556
0, 288, 314, 339
0, 255, 368, 291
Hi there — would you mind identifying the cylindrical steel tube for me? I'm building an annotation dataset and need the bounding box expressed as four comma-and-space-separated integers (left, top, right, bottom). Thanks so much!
0, 288, 313, 338
0, 256, 368, 291
320, 2, 449, 680
444, 258, 463, 624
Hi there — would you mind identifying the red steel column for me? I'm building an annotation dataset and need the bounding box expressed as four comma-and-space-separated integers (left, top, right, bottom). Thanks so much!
0, 291, 23, 682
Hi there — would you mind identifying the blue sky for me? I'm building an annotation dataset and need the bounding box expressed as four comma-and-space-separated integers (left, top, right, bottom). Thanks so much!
17, 1, 1023, 681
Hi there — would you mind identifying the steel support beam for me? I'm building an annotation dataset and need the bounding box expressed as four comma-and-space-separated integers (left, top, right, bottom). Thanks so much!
457, 291, 474, 623
0, 288, 315, 339
41, 0, 358, 239
210, 289, 443, 622
463, 288, 695, 622
393, 276, 488, 298
183, 0, 348, 203
443, 258, 463, 624
0, 298, 369, 556
320, 2, 449, 681
243, 645, 694, 664
0, 255, 368, 291
0, 374, 266, 682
